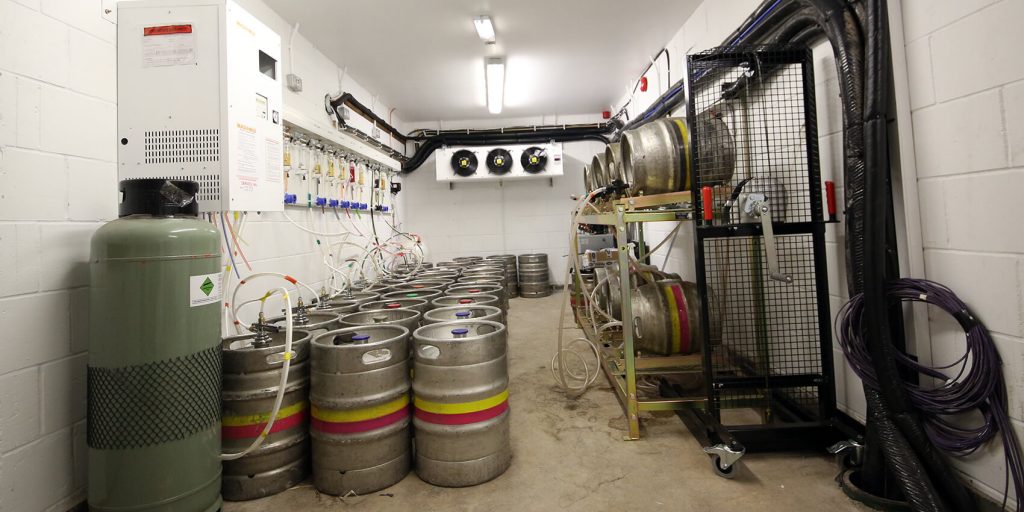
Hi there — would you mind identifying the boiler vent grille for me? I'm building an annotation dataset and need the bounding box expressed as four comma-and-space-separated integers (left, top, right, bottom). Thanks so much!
144, 129, 220, 164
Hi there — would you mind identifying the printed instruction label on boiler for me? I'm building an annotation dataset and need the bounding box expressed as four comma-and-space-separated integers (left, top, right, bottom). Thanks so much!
190, 272, 223, 307
142, 24, 197, 67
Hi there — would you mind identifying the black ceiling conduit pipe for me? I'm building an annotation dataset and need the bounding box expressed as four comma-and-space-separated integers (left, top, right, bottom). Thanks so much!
325, 91, 618, 172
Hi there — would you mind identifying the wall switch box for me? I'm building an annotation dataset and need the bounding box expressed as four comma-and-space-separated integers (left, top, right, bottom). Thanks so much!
286, 73, 303, 92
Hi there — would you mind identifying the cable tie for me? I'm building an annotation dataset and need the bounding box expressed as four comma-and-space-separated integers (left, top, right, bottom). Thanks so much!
953, 308, 978, 332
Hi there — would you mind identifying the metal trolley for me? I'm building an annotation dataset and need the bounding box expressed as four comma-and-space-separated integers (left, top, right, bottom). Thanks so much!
574, 46, 859, 477
575, 192, 704, 443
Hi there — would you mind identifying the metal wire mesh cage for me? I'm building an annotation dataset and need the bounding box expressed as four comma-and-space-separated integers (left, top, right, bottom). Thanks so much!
689, 45, 823, 225
687, 46, 835, 430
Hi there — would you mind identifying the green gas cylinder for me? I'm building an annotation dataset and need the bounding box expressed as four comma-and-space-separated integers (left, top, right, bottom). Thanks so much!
88, 180, 222, 512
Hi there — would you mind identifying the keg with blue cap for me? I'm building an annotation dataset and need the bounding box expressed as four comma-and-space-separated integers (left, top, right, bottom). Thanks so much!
412, 320, 511, 487
310, 325, 412, 495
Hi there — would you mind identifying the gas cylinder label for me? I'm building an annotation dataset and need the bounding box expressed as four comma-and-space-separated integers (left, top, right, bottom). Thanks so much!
190, 273, 223, 307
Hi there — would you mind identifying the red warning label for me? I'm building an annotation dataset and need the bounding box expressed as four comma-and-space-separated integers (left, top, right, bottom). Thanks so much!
143, 24, 193, 36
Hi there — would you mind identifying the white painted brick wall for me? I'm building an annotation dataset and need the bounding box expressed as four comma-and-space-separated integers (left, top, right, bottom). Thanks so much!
905, 0, 1024, 505
0, 0, 407, 510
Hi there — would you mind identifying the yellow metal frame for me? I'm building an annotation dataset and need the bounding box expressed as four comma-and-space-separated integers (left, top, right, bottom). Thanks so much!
574, 191, 706, 440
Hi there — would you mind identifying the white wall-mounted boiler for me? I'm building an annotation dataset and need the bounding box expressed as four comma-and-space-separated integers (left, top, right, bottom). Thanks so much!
117, 0, 284, 212
435, 143, 564, 182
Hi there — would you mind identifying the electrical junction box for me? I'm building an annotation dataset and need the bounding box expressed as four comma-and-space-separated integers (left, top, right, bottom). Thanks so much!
436, 142, 564, 182
286, 73, 303, 92
117, 0, 284, 212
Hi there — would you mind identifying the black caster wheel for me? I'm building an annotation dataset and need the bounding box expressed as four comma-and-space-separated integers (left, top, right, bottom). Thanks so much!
711, 455, 736, 479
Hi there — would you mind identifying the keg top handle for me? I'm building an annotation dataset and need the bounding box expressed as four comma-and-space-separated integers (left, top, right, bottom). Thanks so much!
338, 307, 421, 329
413, 320, 506, 343
314, 324, 410, 348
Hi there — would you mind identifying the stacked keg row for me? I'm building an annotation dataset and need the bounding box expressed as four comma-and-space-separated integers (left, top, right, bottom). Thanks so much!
517, 253, 552, 298
220, 262, 512, 500
485, 254, 519, 298
582, 116, 735, 197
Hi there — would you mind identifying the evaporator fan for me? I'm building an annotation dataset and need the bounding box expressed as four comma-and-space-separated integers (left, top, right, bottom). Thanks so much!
486, 148, 513, 174
520, 147, 548, 173
451, 149, 478, 177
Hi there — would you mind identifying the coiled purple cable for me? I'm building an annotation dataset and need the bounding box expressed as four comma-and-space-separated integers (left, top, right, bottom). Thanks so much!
837, 278, 1022, 510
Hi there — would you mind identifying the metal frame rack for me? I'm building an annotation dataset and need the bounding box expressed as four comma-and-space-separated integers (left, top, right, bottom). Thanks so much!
575, 191, 702, 442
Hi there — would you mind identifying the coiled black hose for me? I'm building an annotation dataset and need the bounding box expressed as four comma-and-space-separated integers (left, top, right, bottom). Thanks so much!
860, 1, 977, 509
838, 279, 1024, 512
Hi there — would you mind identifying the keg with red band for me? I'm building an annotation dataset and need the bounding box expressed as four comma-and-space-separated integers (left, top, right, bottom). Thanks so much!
222, 401, 308, 440
310, 395, 410, 435
413, 389, 510, 425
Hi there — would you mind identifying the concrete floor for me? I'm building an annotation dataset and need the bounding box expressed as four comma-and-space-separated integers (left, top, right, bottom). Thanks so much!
225, 291, 870, 512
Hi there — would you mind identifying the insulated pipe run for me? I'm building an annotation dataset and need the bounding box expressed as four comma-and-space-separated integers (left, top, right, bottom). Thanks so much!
325, 92, 408, 144
857, 0, 974, 509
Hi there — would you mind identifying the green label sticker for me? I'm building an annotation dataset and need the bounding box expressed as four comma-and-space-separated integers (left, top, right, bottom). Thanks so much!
200, 277, 215, 296
190, 273, 222, 307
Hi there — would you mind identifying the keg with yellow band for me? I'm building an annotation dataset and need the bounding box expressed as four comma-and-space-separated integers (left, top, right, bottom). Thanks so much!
660, 282, 692, 354
414, 389, 510, 425
311, 395, 410, 434
671, 119, 693, 192
222, 401, 308, 440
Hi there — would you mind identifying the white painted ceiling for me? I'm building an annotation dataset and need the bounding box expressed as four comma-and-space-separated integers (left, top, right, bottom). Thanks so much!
263, 0, 701, 123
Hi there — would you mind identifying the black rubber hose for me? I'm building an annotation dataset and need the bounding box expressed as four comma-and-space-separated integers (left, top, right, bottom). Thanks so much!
801, 0, 957, 508
733, 1, 964, 509
859, 0, 976, 509
765, 11, 820, 43
793, 0, 866, 293
865, 388, 947, 511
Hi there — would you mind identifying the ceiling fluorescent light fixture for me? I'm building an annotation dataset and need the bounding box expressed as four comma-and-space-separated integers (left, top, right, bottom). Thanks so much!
485, 57, 505, 114
474, 15, 495, 43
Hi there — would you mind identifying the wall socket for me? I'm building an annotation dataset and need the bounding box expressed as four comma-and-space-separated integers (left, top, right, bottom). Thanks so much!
286, 73, 303, 92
